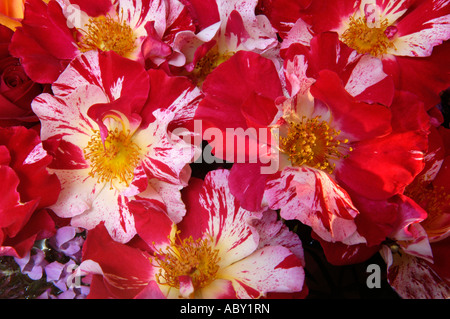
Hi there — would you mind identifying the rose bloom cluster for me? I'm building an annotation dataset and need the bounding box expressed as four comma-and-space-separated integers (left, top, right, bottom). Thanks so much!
0, 0, 449, 299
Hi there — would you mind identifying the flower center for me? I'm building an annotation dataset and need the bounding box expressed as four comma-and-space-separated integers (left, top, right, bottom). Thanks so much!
404, 180, 450, 232
78, 15, 137, 57
279, 115, 352, 174
341, 16, 396, 57
152, 235, 220, 290
83, 128, 141, 188
193, 47, 234, 86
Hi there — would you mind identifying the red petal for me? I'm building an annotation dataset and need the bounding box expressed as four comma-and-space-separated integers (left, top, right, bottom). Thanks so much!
82, 223, 153, 299
0, 126, 61, 209
68, 0, 112, 17
352, 194, 400, 246
142, 68, 201, 129
130, 197, 173, 252
9, 0, 78, 83
179, 0, 220, 31
312, 232, 380, 266
382, 41, 450, 110
228, 163, 271, 212
337, 130, 427, 200
177, 177, 211, 240
310, 70, 392, 141
225, 10, 250, 45
196, 50, 282, 132
390, 90, 430, 133
256, 0, 312, 39
298, 0, 356, 34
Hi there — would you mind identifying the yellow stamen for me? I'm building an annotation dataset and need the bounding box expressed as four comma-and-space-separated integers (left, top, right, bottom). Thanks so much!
151, 234, 220, 290
78, 14, 137, 57
279, 115, 351, 174
341, 16, 395, 57
193, 46, 234, 86
404, 180, 450, 236
83, 128, 141, 189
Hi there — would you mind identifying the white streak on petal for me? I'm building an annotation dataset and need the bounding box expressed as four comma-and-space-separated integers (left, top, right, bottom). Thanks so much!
200, 170, 260, 268
110, 77, 124, 100
32, 85, 106, 145
52, 51, 103, 97
49, 168, 103, 218
148, 179, 186, 224
220, 246, 304, 298
281, 18, 313, 50
71, 188, 137, 243
382, 252, 450, 299
265, 167, 366, 245
23, 143, 47, 165
345, 55, 387, 97
393, 15, 450, 57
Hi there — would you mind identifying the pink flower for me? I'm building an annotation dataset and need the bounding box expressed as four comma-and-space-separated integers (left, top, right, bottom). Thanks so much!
255, 0, 312, 39
297, 89, 431, 265
315, 121, 449, 297
171, 0, 279, 84
9, 0, 195, 83
32, 50, 202, 243
281, 31, 395, 107
293, 0, 449, 57
0, 126, 60, 258
377, 195, 449, 298
79, 170, 306, 299
376, 125, 450, 298
196, 50, 428, 246
287, 0, 450, 109
404, 125, 450, 242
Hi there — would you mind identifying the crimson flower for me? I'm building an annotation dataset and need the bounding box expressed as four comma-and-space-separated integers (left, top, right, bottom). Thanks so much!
9, 0, 195, 83
377, 125, 450, 298
32, 50, 202, 243
284, 0, 450, 109
196, 50, 428, 248
170, 0, 279, 84
0, 126, 60, 258
78, 169, 306, 299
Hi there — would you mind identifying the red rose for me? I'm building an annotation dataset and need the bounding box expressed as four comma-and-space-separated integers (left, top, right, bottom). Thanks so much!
0, 24, 46, 127
0, 126, 60, 258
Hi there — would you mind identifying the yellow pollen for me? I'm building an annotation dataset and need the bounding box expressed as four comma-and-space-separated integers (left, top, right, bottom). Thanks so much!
341, 16, 395, 57
383, 238, 401, 254
151, 234, 221, 290
193, 47, 234, 86
83, 128, 141, 189
78, 14, 137, 57
404, 180, 450, 232
279, 115, 352, 174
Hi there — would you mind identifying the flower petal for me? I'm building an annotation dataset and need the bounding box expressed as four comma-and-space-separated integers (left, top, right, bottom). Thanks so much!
265, 167, 365, 245
220, 245, 305, 298
249, 210, 305, 265
9, 0, 78, 83
136, 109, 194, 186
198, 169, 260, 267
81, 223, 153, 298
381, 246, 450, 299
49, 168, 102, 219
393, 0, 450, 57
71, 187, 137, 243
32, 85, 105, 145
